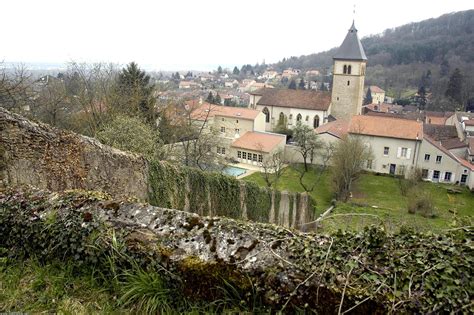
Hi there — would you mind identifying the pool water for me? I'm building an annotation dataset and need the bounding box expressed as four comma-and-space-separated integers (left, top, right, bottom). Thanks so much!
222, 166, 247, 177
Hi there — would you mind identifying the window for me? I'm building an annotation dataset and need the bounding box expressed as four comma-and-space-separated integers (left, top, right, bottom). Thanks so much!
263, 107, 270, 123
222, 118, 225, 121
222, 147, 225, 155
296, 113, 302, 122
433, 170, 440, 179
252, 154, 257, 162
347, 80, 350, 86
398, 165, 406, 176
383, 147, 389, 156
305, 115, 309, 122
444, 172, 452, 182
242, 152, 247, 159
366, 159, 373, 169
313, 115, 320, 128
236, 119, 239, 123
217, 147, 221, 154
247, 152, 252, 161
258, 154, 263, 163
424, 154, 430, 162
436, 156, 442, 164
401, 148, 408, 158
422, 169, 429, 179
235, 128, 240, 135
237, 151, 242, 158
289, 114, 293, 120
220, 127, 225, 133
343, 65, 347, 74
348, 65, 352, 74
461, 174, 468, 184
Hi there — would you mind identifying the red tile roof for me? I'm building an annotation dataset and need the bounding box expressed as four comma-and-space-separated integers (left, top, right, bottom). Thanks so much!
369, 85, 385, 93
189, 102, 260, 121
315, 119, 349, 138
349, 115, 423, 140
231, 131, 286, 153
464, 120, 474, 126
255, 88, 331, 111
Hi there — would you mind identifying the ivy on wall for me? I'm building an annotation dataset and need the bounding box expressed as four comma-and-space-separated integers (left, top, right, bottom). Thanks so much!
148, 161, 313, 227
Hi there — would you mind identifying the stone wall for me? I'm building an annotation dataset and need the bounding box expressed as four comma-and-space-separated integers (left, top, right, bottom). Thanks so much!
2, 187, 470, 313
0, 107, 313, 228
0, 107, 148, 200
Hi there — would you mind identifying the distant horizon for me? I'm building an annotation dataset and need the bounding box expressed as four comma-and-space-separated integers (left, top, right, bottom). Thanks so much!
2, 1, 473, 72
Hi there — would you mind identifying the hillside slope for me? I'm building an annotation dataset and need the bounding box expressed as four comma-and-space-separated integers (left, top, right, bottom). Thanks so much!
274, 10, 474, 100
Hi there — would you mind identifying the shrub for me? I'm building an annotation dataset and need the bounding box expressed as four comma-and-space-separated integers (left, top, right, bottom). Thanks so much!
407, 190, 435, 217
96, 114, 160, 159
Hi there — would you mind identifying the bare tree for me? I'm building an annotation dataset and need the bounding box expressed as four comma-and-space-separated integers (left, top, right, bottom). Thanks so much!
292, 121, 322, 172
66, 62, 119, 135
161, 101, 224, 170
34, 77, 68, 127
258, 147, 286, 188
0, 62, 32, 111
332, 135, 373, 201
292, 142, 334, 193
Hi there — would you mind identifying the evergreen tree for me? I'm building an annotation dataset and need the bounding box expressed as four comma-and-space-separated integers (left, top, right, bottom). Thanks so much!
288, 79, 297, 90
215, 93, 222, 105
364, 88, 372, 105
233, 66, 240, 75
298, 78, 306, 90
445, 68, 463, 105
206, 92, 215, 104
417, 86, 427, 109
217, 66, 223, 74
117, 62, 155, 122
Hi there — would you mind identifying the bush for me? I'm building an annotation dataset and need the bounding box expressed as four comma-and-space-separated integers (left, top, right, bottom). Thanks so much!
407, 190, 435, 218
96, 115, 160, 159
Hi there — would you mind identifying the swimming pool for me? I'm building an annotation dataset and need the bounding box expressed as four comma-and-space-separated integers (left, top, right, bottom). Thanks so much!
222, 166, 247, 177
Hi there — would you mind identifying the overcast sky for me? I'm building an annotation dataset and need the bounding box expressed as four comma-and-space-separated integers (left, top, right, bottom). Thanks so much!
2, 0, 473, 71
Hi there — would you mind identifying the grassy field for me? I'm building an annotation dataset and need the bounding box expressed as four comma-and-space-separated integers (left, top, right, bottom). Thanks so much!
244, 167, 474, 233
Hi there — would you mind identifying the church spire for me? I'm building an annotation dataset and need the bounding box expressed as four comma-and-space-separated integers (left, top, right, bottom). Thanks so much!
333, 21, 367, 61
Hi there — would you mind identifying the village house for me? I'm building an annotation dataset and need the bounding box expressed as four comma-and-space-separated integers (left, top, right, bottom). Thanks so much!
179, 80, 201, 89
230, 131, 286, 166
367, 85, 385, 104
262, 70, 278, 79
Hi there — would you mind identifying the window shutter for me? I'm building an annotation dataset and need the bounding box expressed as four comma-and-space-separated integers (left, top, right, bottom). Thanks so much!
407, 148, 411, 159
428, 170, 433, 179
397, 147, 402, 158
440, 172, 444, 181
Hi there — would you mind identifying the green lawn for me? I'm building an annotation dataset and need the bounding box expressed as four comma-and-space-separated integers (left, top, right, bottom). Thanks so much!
244, 167, 474, 233
244, 165, 334, 214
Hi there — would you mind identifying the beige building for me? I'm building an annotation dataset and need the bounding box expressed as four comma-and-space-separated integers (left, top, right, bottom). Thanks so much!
348, 115, 423, 176
330, 22, 367, 121
230, 131, 286, 166
249, 88, 331, 131
367, 86, 385, 104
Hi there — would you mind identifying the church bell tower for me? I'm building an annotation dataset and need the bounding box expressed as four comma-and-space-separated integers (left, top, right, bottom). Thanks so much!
330, 21, 367, 121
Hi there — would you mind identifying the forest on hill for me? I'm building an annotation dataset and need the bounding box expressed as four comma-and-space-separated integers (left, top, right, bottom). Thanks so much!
274, 10, 474, 109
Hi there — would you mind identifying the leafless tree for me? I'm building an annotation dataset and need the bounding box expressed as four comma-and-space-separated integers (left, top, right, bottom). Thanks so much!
0, 62, 32, 111
258, 147, 286, 188
332, 135, 373, 201
292, 142, 334, 193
